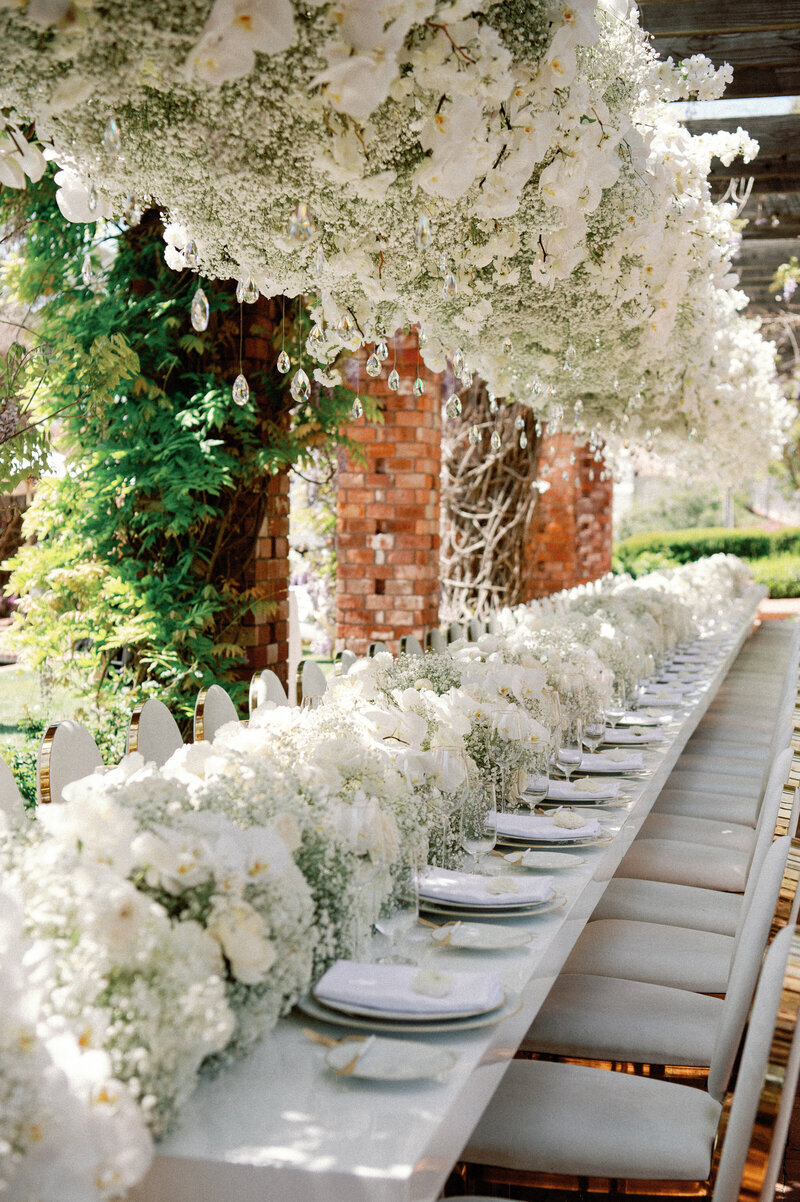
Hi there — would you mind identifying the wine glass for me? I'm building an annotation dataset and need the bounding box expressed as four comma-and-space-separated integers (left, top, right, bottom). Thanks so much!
429, 746, 468, 869
375, 846, 421, 964
461, 776, 497, 871
555, 714, 583, 782
605, 686, 627, 728
583, 712, 606, 756
522, 742, 550, 808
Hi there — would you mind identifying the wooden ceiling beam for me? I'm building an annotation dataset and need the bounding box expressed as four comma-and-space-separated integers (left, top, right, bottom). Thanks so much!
640, 0, 800, 36
649, 29, 800, 70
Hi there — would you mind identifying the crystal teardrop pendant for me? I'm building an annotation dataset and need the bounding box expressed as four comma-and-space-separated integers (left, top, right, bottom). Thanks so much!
453, 347, 465, 377
184, 240, 198, 269
277, 350, 291, 375
336, 313, 354, 339
519, 431, 528, 449
488, 393, 499, 415
502, 337, 512, 354
514, 415, 525, 431
87, 185, 98, 213
365, 353, 381, 378
414, 213, 432, 250
418, 329, 428, 348
351, 397, 363, 420
190, 287, 210, 332
103, 117, 121, 155
236, 278, 259, 304
123, 194, 141, 226
313, 245, 326, 276
468, 425, 481, 446
288, 201, 315, 240
413, 377, 424, 397
376, 340, 389, 361
565, 343, 577, 363
232, 373, 250, 406
442, 272, 457, 299
445, 394, 462, 419
387, 368, 400, 391
81, 253, 103, 291
290, 368, 311, 402
490, 429, 502, 452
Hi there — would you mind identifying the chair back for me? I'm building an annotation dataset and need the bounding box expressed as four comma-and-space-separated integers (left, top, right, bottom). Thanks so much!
736, 747, 795, 915
336, 649, 358, 676
37, 720, 103, 805
711, 923, 800, 1202
249, 669, 289, 715
425, 628, 447, 654
368, 641, 389, 657
708, 835, 794, 1103
467, 618, 484, 643
296, 659, 328, 708
398, 634, 423, 657
0, 755, 23, 815
126, 698, 183, 767
447, 621, 465, 644
194, 685, 238, 743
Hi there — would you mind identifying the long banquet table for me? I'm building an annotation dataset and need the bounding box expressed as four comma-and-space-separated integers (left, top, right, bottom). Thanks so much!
128, 586, 770, 1202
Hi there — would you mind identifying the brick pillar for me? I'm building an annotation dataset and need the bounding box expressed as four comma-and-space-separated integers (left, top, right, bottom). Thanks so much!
524, 433, 613, 599
336, 333, 442, 656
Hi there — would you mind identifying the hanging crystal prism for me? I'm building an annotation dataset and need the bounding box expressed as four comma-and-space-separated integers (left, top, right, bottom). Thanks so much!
290, 368, 311, 402
365, 353, 381, 378
445, 394, 462, 419
387, 368, 400, 391
313, 245, 326, 276
514, 415, 525, 431
414, 213, 432, 249
81, 253, 103, 291
276, 350, 291, 375
351, 397, 363, 420
336, 313, 354, 339
488, 393, 499, 415
413, 377, 424, 397
565, 344, 577, 363
442, 272, 457, 299
468, 425, 481, 446
184, 240, 199, 269
376, 340, 389, 361
418, 329, 428, 348
490, 429, 502, 452
288, 201, 316, 240
519, 431, 528, 449
453, 347, 465, 377
308, 323, 326, 357
87, 185, 98, 213
122, 194, 141, 226
103, 117, 121, 155
190, 287, 210, 332
236, 278, 259, 304
232, 373, 250, 406
502, 337, 512, 354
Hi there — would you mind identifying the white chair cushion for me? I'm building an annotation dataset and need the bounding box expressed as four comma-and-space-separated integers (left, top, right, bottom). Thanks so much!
663, 769, 763, 797
651, 788, 760, 826
128, 699, 183, 768
638, 812, 756, 854
463, 1059, 721, 1179
591, 878, 742, 936
521, 973, 723, 1064
616, 837, 750, 893
561, 919, 735, 992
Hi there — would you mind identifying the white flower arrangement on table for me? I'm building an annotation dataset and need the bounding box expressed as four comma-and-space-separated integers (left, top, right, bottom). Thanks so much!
0, 0, 785, 472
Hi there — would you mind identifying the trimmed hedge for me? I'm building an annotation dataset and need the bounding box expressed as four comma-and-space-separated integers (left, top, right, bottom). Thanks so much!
748, 554, 800, 599
615, 526, 800, 575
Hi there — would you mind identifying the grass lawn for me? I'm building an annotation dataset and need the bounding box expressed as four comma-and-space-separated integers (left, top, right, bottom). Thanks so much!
0, 664, 85, 749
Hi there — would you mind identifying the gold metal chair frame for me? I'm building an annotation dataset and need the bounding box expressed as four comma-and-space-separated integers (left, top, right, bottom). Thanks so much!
127, 702, 146, 754
194, 688, 209, 743
37, 721, 59, 805
457, 926, 800, 1201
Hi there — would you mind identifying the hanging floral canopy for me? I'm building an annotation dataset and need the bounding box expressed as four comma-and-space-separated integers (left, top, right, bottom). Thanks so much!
0, 0, 789, 472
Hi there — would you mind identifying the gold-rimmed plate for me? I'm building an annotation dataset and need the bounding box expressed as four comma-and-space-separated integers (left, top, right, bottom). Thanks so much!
296, 991, 523, 1035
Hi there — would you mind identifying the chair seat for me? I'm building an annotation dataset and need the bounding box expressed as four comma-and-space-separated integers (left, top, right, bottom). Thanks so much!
663, 768, 763, 796
463, 1059, 721, 1179
615, 837, 750, 893
521, 973, 723, 1064
651, 788, 760, 826
638, 811, 756, 854
591, 877, 742, 935
561, 919, 735, 992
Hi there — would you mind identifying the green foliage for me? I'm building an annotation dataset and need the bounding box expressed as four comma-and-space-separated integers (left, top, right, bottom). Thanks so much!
748, 553, 800, 599
1, 171, 366, 722
614, 486, 750, 542
614, 526, 798, 575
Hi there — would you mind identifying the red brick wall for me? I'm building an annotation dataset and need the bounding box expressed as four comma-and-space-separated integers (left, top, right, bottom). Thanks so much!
336, 333, 442, 656
524, 433, 613, 599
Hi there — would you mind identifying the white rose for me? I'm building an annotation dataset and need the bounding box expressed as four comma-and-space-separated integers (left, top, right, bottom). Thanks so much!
207, 899, 276, 985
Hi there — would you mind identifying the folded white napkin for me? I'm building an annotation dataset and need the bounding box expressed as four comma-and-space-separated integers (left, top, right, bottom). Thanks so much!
418, 866, 554, 905
490, 812, 602, 841
602, 727, 664, 746
647, 680, 691, 693
619, 710, 666, 726
314, 960, 505, 1015
546, 778, 621, 801
578, 751, 644, 772
638, 690, 684, 706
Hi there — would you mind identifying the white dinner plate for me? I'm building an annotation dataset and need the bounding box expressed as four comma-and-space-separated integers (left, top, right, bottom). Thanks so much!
502, 850, 586, 870
296, 992, 523, 1035
429, 921, 536, 950
311, 985, 505, 1022
419, 893, 566, 919
496, 833, 613, 849
324, 1036, 457, 1081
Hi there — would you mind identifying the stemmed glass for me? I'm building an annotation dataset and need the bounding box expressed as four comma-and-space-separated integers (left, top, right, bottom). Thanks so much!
522, 742, 551, 808
605, 686, 627, 728
461, 775, 497, 871
583, 712, 606, 757
429, 746, 469, 870
375, 845, 421, 964
555, 713, 583, 782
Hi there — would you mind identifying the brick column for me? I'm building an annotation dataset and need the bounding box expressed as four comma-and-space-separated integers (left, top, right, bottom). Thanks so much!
336, 333, 442, 656
524, 433, 613, 598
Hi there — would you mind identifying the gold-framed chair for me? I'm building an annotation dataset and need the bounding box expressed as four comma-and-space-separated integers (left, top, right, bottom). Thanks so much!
126, 698, 183, 767
194, 684, 239, 743
37, 719, 104, 805
296, 659, 328, 709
